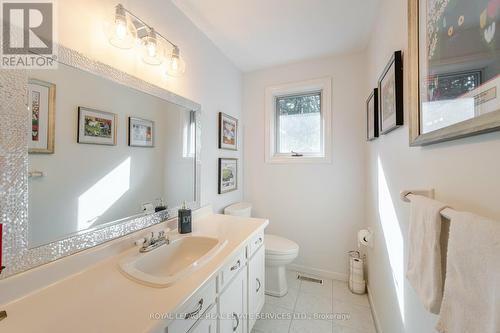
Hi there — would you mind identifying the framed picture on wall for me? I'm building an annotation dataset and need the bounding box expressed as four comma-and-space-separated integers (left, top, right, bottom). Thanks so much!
408, 0, 500, 145
218, 158, 238, 194
128, 117, 154, 147
378, 50, 404, 134
77, 107, 117, 145
28, 79, 56, 154
367, 88, 379, 141
218, 112, 238, 150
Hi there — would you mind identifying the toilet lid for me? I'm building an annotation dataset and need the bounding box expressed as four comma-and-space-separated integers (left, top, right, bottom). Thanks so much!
265, 234, 299, 255
224, 202, 252, 216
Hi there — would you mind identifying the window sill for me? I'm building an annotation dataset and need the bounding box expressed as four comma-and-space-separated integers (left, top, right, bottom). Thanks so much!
266, 155, 332, 164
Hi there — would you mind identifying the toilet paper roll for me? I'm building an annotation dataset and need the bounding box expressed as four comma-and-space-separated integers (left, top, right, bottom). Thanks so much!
349, 258, 364, 282
350, 279, 366, 294
351, 257, 364, 269
350, 269, 364, 281
350, 269, 364, 277
358, 229, 373, 247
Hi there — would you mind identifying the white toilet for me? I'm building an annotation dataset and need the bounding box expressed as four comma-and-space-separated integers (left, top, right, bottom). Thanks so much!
224, 202, 299, 297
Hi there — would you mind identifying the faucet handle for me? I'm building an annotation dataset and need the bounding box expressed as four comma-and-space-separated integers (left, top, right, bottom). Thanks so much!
134, 237, 147, 246
158, 230, 165, 238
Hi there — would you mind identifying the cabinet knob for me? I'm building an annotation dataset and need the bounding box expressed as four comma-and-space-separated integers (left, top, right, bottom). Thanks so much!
230, 260, 241, 271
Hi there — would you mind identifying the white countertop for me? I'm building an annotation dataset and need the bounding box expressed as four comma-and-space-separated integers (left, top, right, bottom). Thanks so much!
0, 214, 268, 333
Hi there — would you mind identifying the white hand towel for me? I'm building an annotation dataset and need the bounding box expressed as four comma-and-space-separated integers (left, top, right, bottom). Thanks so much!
436, 212, 500, 333
406, 195, 449, 314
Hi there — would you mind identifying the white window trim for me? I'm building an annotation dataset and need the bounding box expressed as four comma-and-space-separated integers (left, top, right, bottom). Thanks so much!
265, 77, 332, 164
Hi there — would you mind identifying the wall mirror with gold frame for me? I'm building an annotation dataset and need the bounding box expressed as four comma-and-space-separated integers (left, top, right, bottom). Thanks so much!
408, 0, 500, 145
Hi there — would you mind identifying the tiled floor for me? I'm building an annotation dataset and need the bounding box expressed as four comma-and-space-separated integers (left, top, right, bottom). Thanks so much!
251, 271, 376, 333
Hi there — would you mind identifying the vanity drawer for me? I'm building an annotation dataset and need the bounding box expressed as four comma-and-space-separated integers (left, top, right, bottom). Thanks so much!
218, 249, 246, 292
167, 278, 216, 333
247, 231, 264, 259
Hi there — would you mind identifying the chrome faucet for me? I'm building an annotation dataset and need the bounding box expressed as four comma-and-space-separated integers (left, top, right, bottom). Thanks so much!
140, 231, 169, 253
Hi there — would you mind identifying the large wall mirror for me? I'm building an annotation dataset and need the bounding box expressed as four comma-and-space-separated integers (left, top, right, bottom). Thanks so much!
0, 46, 201, 278
408, 0, 500, 145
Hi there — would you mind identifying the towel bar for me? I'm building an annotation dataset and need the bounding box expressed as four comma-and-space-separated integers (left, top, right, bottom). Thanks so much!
400, 189, 456, 220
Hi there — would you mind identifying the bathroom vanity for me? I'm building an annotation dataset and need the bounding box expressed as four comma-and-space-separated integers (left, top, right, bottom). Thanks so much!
0, 212, 267, 333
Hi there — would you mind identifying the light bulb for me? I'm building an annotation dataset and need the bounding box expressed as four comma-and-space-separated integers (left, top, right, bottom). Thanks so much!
146, 40, 156, 58
115, 20, 127, 40
106, 4, 136, 49
171, 57, 179, 71
166, 46, 186, 77
141, 28, 164, 65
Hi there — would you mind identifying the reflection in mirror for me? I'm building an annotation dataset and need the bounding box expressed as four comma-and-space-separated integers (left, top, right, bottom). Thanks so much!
419, 1, 500, 134
28, 62, 196, 248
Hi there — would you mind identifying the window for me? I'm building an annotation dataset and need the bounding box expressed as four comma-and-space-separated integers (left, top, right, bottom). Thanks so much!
275, 92, 322, 154
265, 77, 331, 163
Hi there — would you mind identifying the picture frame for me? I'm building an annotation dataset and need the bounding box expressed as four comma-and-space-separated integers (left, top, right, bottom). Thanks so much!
218, 112, 238, 150
367, 88, 379, 141
77, 107, 117, 145
28, 79, 56, 154
218, 158, 238, 194
408, 0, 500, 146
128, 117, 154, 147
378, 50, 404, 135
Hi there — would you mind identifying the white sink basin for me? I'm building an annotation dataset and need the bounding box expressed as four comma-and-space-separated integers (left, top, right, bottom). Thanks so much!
119, 235, 227, 287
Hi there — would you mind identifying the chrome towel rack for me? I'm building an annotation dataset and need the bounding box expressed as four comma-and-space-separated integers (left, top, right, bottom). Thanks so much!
400, 189, 456, 220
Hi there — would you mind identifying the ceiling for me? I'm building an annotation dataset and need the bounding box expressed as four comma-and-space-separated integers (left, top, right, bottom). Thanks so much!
172, 0, 380, 72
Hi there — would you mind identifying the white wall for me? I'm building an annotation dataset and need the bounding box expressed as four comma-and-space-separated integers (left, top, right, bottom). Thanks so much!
242, 53, 367, 277
56, 0, 243, 213
364, 1, 500, 332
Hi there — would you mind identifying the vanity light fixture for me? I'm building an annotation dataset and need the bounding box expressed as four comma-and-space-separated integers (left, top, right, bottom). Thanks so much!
106, 4, 186, 75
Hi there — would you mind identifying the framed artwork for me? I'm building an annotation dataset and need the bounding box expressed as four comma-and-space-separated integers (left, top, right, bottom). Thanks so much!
128, 117, 154, 147
408, 0, 500, 145
218, 158, 238, 194
378, 51, 404, 134
77, 107, 117, 145
367, 88, 379, 141
28, 79, 56, 154
218, 112, 238, 150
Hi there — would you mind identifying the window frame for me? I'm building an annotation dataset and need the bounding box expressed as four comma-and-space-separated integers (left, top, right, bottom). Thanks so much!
265, 77, 332, 164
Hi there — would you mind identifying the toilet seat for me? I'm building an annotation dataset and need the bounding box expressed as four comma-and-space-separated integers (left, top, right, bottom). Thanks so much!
265, 234, 299, 256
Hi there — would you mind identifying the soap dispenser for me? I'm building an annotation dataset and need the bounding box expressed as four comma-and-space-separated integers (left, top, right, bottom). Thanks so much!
178, 201, 192, 234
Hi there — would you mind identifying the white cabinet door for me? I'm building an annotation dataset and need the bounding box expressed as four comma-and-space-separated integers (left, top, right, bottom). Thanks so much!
247, 245, 265, 332
218, 267, 247, 333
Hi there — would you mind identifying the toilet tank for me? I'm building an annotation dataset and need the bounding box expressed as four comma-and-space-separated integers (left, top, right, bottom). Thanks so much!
224, 202, 252, 217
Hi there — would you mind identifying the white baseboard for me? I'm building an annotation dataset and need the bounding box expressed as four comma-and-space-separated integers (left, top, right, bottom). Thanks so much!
287, 263, 348, 282
367, 284, 381, 333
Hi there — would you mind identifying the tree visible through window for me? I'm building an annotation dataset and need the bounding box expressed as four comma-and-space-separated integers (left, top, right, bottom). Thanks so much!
275, 92, 321, 154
